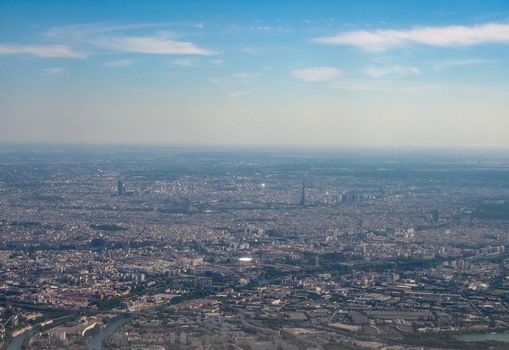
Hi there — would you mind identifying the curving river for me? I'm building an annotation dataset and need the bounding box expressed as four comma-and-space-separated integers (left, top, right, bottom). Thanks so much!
88, 315, 131, 350
6, 329, 35, 350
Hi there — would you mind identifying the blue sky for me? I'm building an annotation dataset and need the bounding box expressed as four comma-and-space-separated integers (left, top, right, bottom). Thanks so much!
1, 0, 509, 147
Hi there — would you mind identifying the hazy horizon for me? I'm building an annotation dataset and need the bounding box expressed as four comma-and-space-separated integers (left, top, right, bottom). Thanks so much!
2, 0, 509, 147
3, 142, 509, 156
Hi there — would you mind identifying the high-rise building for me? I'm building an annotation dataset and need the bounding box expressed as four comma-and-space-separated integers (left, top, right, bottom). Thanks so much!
117, 179, 124, 196
299, 181, 306, 207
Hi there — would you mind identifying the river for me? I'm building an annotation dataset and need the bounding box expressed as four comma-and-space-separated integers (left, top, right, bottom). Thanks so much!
88, 315, 131, 350
6, 329, 35, 350
456, 332, 509, 343
6, 315, 130, 350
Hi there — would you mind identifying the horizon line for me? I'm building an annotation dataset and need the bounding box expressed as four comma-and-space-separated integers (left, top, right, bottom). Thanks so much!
1, 142, 509, 153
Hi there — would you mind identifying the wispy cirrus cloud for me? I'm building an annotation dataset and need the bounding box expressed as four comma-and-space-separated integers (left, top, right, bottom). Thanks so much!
41, 67, 65, 76
314, 23, 509, 51
291, 67, 343, 82
170, 57, 223, 68
104, 59, 138, 67
432, 58, 499, 72
209, 72, 260, 99
363, 65, 420, 78
46, 23, 216, 56
98, 35, 215, 55
0, 44, 84, 58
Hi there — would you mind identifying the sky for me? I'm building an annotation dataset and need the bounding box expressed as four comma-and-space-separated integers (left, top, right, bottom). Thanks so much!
1, 0, 509, 148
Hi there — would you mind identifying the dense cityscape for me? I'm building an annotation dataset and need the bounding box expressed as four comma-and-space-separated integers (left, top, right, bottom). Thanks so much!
2, 0, 509, 348
0, 146, 508, 349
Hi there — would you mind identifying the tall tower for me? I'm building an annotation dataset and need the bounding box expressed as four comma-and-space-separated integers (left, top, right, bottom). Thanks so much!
117, 179, 125, 196
299, 181, 306, 207
431, 209, 439, 222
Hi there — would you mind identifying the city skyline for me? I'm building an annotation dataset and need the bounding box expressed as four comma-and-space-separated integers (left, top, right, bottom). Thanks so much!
1, 0, 509, 147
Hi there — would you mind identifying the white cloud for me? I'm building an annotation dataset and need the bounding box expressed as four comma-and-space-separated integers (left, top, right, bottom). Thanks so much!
0, 44, 84, 58
104, 59, 138, 67
46, 23, 216, 56
314, 23, 509, 51
329, 79, 508, 95
363, 65, 420, 78
46, 23, 172, 42
41, 67, 65, 76
1, 24, 213, 59
291, 67, 342, 82
100, 35, 215, 55
432, 59, 498, 72
169, 58, 223, 67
